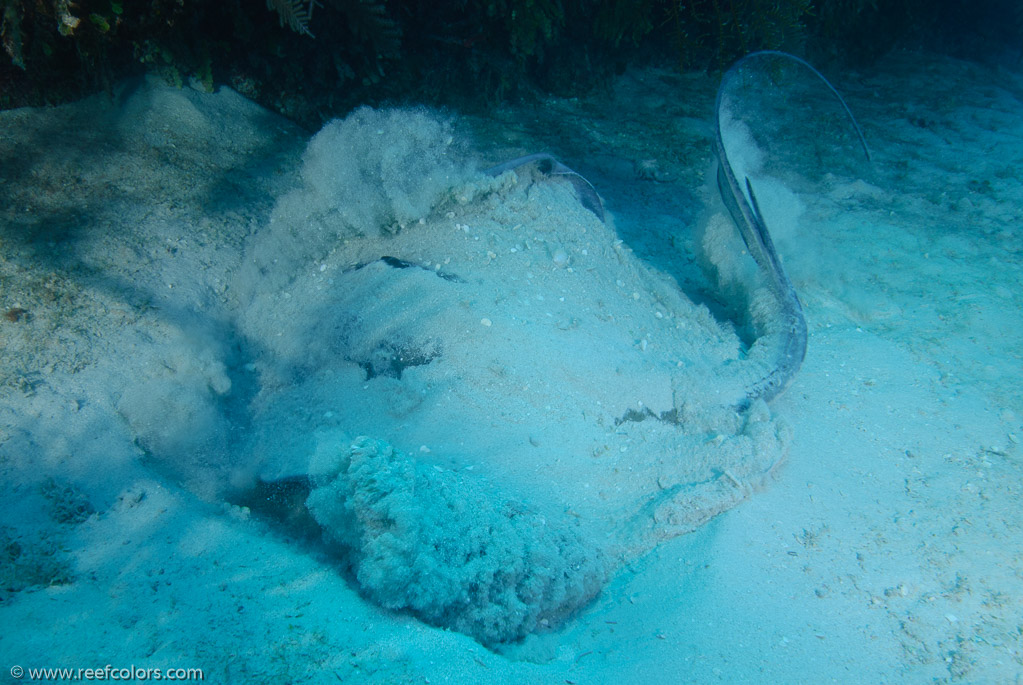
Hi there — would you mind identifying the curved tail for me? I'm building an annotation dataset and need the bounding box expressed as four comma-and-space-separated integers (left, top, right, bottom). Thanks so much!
714, 50, 869, 403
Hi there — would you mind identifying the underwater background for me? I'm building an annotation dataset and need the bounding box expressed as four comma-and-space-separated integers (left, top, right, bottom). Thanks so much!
2, 1, 1022, 683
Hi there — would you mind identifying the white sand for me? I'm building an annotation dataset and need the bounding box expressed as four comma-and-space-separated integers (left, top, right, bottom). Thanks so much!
1, 51, 1020, 683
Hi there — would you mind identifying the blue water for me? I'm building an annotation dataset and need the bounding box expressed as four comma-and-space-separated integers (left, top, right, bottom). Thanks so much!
1, 51, 1021, 683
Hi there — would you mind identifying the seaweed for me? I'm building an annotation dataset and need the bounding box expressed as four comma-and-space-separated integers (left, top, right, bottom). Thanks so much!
266, 0, 320, 37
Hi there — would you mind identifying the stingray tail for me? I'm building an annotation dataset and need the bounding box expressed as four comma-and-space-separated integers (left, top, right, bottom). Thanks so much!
714, 50, 869, 404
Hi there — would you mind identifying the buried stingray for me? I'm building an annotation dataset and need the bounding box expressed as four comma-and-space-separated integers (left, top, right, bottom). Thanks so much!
232, 53, 868, 649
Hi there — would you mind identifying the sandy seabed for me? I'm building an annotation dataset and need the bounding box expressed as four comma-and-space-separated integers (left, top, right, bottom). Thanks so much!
1, 50, 1021, 683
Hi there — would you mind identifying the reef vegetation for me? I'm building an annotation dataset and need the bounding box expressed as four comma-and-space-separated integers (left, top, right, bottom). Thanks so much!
2, 0, 1019, 124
